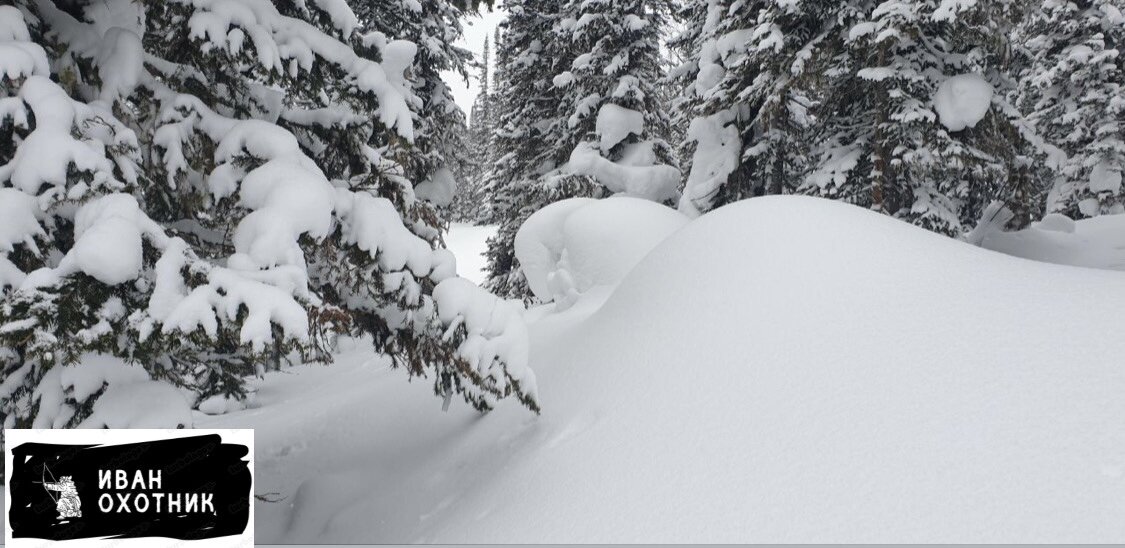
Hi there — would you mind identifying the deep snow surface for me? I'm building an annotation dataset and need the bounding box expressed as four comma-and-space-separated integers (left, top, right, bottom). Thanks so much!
980, 212, 1125, 271
199, 197, 1125, 543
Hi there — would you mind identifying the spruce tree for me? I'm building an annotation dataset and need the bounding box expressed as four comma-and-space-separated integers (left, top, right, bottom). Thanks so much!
484, 0, 681, 300
673, 1, 1044, 232
483, 0, 599, 300
673, 0, 823, 216
1015, 0, 1125, 219
549, 0, 680, 203
800, 0, 1037, 235
492, 26, 505, 104
0, 0, 539, 438
352, 0, 474, 216
473, 36, 494, 140
454, 37, 496, 222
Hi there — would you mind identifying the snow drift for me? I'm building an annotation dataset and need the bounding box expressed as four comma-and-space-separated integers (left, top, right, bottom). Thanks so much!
412, 196, 1125, 542
197, 196, 1124, 543
976, 211, 1125, 271
514, 197, 687, 309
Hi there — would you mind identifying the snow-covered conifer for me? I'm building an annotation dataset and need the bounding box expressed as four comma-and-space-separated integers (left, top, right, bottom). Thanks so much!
352, 0, 474, 214
454, 37, 496, 222
0, 0, 538, 436
673, 1, 1043, 232
1015, 0, 1125, 219
484, 0, 680, 300
801, 0, 1037, 235
672, 0, 823, 216
482, 0, 599, 300
548, 0, 680, 204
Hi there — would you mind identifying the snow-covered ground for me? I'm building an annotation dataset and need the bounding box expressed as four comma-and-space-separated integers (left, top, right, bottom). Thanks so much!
443, 223, 497, 286
977, 211, 1125, 271
191, 196, 1125, 543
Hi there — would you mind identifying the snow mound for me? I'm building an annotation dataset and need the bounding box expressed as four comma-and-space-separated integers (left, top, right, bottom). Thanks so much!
197, 393, 249, 415
80, 380, 193, 429
30, 354, 192, 429
197, 197, 1125, 544
1035, 212, 1077, 233
933, 73, 993, 132
424, 196, 1125, 542
514, 197, 687, 309
977, 211, 1125, 271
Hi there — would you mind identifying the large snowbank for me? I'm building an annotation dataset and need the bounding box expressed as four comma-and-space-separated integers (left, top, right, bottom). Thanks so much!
514, 197, 687, 309
193, 196, 1125, 543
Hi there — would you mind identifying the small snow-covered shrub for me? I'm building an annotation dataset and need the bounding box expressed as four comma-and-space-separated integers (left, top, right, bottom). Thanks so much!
433, 278, 539, 412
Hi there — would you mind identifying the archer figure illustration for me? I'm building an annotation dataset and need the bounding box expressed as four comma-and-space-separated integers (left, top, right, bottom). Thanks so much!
38, 465, 82, 519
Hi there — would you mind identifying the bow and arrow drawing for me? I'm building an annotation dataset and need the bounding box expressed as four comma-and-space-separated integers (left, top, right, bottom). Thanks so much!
33, 463, 83, 520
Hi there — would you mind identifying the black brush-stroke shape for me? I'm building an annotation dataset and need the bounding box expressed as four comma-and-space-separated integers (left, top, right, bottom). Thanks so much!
9, 434, 250, 541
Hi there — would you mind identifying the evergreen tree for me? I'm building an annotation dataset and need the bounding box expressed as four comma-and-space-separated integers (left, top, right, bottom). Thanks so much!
484, 0, 679, 300
352, 0, 474, 216
673, 0, 823, 216
453, 37, 496, 222
673, 1, 1044, 232
474, 36, 494, 133
492, 26, 506, 98
483, 0, 599, 300
550, 0, 680, 203
1015, 0, 1125, 219
0, 0, 538, 437
800, 0, 1038, 235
